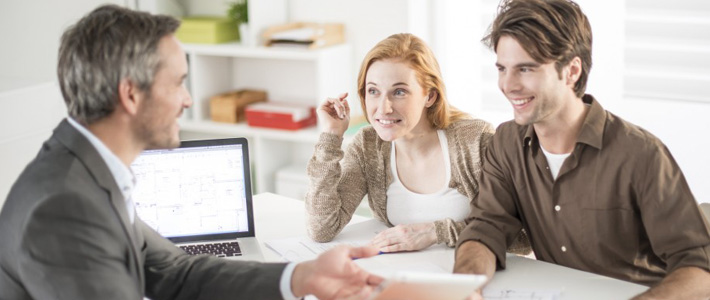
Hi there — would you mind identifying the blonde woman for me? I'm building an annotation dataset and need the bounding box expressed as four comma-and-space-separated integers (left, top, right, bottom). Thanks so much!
306, 33, 527, 253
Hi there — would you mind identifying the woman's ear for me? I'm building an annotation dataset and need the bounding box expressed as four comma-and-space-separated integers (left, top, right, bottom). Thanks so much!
425, 91, 438, 108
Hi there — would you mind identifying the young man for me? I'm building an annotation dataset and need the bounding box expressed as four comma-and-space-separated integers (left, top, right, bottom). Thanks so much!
0, 5, 381, 299
454, 0, 710, 299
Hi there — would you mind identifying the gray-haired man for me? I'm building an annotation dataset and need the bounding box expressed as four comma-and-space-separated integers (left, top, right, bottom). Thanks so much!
0, 5, 381, 299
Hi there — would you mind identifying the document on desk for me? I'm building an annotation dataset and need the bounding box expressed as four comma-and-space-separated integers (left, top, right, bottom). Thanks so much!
265, 219, 388, 262
483, 289, 561, 300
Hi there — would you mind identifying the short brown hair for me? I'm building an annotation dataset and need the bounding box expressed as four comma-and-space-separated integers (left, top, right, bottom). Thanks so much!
357, 33, 469, 129
483, 0, 592, 98
57, 5, 180, 124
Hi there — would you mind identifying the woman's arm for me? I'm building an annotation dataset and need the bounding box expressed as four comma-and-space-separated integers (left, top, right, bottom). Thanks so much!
305, 131, 369, 242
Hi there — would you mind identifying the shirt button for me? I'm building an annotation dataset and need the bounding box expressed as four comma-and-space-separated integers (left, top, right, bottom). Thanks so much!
555, 205, 561, 212
561, 246, 567, 252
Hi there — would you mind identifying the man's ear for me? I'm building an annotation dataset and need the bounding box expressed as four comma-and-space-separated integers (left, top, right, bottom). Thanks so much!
118, 78, 142, 116
565, 56, 582, 87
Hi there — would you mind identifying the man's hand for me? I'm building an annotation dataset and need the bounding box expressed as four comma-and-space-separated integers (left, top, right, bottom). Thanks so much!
291, 245, 383, 300
631, 266, 710, 300
455, 241, 497, 300
371, 223, 438, 253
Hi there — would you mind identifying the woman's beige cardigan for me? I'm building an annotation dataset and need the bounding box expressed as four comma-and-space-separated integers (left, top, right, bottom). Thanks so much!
305, 119, 529, 252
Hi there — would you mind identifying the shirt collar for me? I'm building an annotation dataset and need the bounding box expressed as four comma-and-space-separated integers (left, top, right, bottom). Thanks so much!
576, 94, 605, 150
66, 117, 136, 199
523, 94, 606, 150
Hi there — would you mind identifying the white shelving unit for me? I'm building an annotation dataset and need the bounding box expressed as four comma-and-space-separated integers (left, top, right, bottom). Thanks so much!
179, 42, 354, 197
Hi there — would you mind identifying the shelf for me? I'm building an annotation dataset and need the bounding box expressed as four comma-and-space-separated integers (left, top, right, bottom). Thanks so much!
180, 119, 360, 144
180, 120, 322, 143
182, 43, 351, 61
180, 41, 353, 195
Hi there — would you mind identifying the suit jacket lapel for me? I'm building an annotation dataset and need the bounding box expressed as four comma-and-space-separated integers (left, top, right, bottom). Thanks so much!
52, 119, 145, 288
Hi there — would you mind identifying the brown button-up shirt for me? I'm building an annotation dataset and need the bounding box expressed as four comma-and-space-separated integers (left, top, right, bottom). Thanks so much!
458, 95, 710, 286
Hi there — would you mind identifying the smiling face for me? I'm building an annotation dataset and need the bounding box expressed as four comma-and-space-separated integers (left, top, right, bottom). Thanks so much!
134, 35, 192, 149
364, 59, 434, 141
496, 35, 575, 126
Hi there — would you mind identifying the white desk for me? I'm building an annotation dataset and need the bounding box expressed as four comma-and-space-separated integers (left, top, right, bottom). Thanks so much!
252, 193, 649, 299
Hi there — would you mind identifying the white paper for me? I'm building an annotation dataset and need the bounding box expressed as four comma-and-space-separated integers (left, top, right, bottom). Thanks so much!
264, 219, 388, 262
483, 289, 562, 300
270, 28, 316, 41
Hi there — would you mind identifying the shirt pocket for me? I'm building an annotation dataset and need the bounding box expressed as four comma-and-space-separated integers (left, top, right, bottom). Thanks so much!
581, 207, 640, 266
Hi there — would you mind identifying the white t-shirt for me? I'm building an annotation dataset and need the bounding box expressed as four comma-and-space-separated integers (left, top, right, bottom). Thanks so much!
540, 145, 571, 179
386, 130, 471, 225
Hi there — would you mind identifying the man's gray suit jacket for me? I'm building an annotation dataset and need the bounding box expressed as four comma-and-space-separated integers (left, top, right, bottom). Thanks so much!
0, 119, 287, 299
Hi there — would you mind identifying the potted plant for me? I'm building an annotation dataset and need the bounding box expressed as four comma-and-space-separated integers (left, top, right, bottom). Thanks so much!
227, 0, 249, 45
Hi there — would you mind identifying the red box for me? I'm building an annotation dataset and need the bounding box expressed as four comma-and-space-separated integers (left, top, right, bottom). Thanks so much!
245, 102, 317, 130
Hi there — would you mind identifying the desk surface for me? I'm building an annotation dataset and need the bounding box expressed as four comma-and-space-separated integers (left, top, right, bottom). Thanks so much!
252, 193, 648, 299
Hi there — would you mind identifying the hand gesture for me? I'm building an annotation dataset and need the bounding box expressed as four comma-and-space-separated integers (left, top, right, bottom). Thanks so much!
291, 245, 383, 300
317, 92, 351, 136
370, 223, 437, 253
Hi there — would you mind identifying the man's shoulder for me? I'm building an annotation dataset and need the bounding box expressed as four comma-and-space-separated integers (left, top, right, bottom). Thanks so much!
3, 139, 98, 216
604, 112, 666, 153
0, 139, 105, 252
491, 120, 527, 145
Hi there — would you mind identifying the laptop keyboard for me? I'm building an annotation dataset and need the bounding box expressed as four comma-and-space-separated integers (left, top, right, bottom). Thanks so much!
180, 242, 242, 257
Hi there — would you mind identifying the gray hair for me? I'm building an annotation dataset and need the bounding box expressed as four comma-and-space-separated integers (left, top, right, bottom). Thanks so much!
57, 4, 180, 124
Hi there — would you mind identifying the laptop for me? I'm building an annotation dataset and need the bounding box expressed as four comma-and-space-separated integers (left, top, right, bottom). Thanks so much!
131, 138, 264, 261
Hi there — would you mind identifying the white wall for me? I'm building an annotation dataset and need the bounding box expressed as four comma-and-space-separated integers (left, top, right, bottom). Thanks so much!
0, 0, 123, 206
0, 83, 66, 208
0, 0, 124, 88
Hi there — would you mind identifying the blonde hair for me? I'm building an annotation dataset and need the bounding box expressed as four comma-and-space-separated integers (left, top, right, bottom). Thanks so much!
357, 33, 469, 129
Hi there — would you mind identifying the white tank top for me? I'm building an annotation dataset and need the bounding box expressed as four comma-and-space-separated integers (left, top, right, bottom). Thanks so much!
386, 130, 471, 225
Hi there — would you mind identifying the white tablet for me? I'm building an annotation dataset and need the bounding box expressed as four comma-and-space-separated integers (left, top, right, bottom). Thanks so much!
369, 271, 488, 300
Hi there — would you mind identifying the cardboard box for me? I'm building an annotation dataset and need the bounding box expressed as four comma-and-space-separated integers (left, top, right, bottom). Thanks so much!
245, 102, 317, 130
210, 90, 267, 123
262, 22, 345, 49
177, 17, 239, 44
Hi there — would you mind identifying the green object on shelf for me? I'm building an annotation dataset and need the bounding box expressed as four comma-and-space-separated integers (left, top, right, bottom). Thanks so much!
177, 16, 238, 44
227, 0, 248, 25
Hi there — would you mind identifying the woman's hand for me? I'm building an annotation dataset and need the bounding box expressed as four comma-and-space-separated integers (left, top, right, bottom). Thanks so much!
370, 223, 437, 253
317, 92, 351, 137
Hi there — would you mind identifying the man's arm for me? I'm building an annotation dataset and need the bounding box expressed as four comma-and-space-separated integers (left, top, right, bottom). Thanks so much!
633, 141, 710, 299
454, 123, 526, 273
454, 241, 496, 279
20, 194, 143, 299
453, 241, 497, 300
141, 221, 286, 300
632, 266, 710, 300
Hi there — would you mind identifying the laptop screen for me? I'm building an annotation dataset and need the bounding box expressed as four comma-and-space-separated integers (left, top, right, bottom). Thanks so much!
131, 138, 255, 243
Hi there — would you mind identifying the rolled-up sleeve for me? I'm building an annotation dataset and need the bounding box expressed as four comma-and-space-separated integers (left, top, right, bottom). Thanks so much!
636, 141, 710, 274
